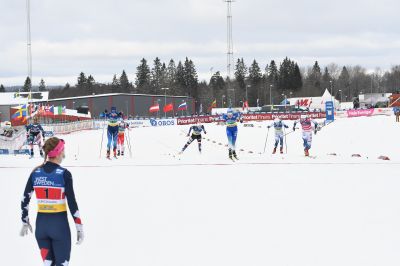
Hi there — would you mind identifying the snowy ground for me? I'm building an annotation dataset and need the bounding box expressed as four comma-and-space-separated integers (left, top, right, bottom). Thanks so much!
1, 115, 400, 266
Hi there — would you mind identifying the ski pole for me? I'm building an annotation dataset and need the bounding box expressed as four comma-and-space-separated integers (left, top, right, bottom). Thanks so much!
263, 127, 270, 154
284, 127, 288, 154
99, 118, 106, 158
283, 127, 298, 137
127, 128, 132, 158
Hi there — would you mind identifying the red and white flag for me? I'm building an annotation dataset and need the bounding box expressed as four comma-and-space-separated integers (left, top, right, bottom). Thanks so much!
149, 104, 160, 113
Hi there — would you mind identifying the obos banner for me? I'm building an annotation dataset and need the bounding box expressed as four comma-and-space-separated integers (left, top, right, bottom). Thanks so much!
149, 118, 176, 127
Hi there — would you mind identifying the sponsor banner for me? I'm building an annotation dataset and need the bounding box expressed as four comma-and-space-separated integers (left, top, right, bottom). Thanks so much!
242, 112, 325, 121
126, 120, 152, 128
243, 124, 255, 127
177, 113, 326, 125
149, 118, 176, 127
44, 131, 54, 137
347, 109, 375, 118
13, 149, 30, 155
177, 116, 218, 125
345, 108, 393, 118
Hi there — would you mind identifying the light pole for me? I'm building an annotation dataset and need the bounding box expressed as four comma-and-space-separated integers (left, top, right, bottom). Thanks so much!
72, 101, 75, 110
157, 99, 161, 118
269, 85, 273, 105
222, 95, 225, 108
246, 85, 250, 101
282, 94, 287, 111
339, 90, 343, 103
161, 88, 169, 118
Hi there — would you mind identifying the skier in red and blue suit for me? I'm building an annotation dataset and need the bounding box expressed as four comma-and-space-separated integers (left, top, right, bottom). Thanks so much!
293, 114, 319, 156
20, 137, 84, 266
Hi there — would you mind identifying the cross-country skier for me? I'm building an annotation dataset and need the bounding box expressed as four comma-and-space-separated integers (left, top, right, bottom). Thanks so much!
221, 108, 243, 160
179, 123, 207, 154
20, 137, 84, 265
106, 109, 119, 159
26, 116, 45, 158
267, 118, 289, 154
293, 114, 320, 156
117, 118, 130, 156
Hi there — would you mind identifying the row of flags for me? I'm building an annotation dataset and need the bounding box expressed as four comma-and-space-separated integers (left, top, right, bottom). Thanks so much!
11, 103, 66, 121
149, 101, 188, 113
148, 99, 249, 114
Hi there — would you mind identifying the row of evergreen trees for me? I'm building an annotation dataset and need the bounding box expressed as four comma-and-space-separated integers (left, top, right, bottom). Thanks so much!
4, 57, 400, 110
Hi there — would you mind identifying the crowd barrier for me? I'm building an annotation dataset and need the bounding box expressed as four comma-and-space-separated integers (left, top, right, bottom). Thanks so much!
0, 129, 28, 153
43, 120, 95, 135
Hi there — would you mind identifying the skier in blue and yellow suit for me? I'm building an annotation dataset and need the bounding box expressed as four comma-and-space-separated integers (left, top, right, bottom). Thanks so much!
221, 108, 243, 160
106, 109, 120, 158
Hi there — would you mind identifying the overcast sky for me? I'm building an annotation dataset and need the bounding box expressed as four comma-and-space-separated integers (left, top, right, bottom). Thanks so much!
0, 0, 399, 86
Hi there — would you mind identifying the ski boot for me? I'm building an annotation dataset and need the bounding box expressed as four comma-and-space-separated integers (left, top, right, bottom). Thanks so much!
272, 147, 277, 154
280, 147, 283, 154
40, 149, 44, 158
229, 149, 233, 160
233, 150, 238, 160
113, 149, 117, 159
121, 151, 124, 156
106, 150, 111, 159
117, 150, 120, 156
304, 148, 309, 157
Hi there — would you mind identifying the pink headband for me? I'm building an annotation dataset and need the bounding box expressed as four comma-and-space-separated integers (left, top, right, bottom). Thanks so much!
48, 139, 65, 158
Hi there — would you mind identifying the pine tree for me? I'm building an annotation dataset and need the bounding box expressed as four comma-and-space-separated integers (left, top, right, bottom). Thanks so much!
278, 57, 292, 92
292, 63, 303, 90
120, 70, 130, 93
77, 72, 87, 91
64, 83, 70, 90
183, 57, 199, 98
248, 59, 263, 106
39, 79, 46, 91
111, 74, 119, 93
22, 76, 32, 92
234, 58, 248, 92
166, 59, 177, 87
267, 60, 279, 87
210, 71, 226, 105
0, 84, 5, 92
160, 63, 168, 89
338, 66, 350, 100
87, 75, 95, 94
322, 67, 332, 92
175, 61, 185, 96
311, 61, 322, 90
151, 57, 163, 94
135, 58, 151, 94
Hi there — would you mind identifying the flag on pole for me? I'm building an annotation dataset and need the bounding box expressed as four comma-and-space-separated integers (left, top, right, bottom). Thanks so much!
208, 99, 217, 111
149, 103, 160, 113
177, 102, 187, 111
242, 100, 249, 110
163, 103, 174, 113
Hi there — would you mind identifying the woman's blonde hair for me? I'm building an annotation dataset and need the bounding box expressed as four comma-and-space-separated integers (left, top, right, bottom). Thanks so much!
32, 137, 62, 172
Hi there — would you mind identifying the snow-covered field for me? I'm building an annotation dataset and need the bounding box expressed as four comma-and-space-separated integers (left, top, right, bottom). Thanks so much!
1, 115, 400, 266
